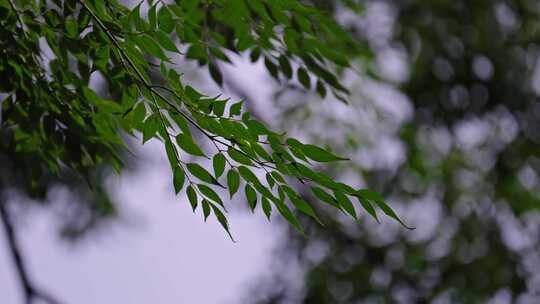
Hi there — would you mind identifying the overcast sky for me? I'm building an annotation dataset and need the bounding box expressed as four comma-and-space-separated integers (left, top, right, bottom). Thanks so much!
0, 55, 292, 304
1, 138, 289, 304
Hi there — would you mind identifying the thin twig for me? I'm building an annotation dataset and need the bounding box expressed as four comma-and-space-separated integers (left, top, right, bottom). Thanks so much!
8, 0, 28, 39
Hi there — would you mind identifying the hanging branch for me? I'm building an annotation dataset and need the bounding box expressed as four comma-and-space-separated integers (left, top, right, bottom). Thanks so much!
0, 195, 64, 304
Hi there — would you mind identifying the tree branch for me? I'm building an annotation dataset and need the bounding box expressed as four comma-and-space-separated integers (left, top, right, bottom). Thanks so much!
0, 194, 64, 304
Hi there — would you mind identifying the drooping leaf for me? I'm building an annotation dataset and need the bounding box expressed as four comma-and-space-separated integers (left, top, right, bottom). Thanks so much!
202, 199, 211, 221
210, 204, 235, 242
278, 55, 293, 79
155, 30, 180, 53
265, 173, 276, 188
142, 114, 158, 143
357, 190, 414, 229
187, 163, 221, 186
187, 185, 198, 211
282, 186, 322, 225
301, 144, 348, 162
198, 184, 224, 208
227, 148, 254, 166
158, 6, 175, 33
176, 133, 206, 157
261, 196, 272, 220
297, 67, 310, 89
311, 186, 340, 208
238, 166, 260, 185
212, 153, 226, 178
135, 34, 168, 60
227, 169, 240, 198
245, 184, 257, 211
276, 200, 304, 235
229, 101, 243, 117
334, 190, 356, 219
173, 166, 185, 194
353, 193, 379, 223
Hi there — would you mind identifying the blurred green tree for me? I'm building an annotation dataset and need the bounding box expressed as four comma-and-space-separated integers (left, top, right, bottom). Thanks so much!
249, 0, 540, 303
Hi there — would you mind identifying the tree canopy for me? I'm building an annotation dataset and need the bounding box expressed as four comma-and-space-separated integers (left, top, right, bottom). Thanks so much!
0, 0, 409, 240
246, 0, 540, 303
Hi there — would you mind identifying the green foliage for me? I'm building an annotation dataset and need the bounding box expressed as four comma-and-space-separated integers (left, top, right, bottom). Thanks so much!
247, 0, 540, 302
0, 0, 407, 238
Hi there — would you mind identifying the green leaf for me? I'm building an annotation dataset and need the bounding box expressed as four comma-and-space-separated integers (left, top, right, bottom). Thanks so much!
261, 196, 272, 221
132, 102, 147, 128
297, 67, 310, 89
186, 43, 207, 61
198, 184, 224, 207
301, 144, 348, 162
282, 186, 322, 224
202, 199, 211, 221
278, 55, 292, 79
187, 185, 198, 211
170, 112, 191, 135
250, 48, 261, 62
311, 186, 340, 208
286, 138, 308, 162
357, 190, 414, 229
212, 100, 226, 117
131, 1, 148, 31
94, 46, 110, 70
155, 30, 180, 53
226, 169, 240, 199
264, 57, 279, 79
229, 101, 243, 117
265, 173, 275, 188
276, 200, 304, 235
245, 184, 257, 211
65, 17, 78, 38
238, 166, 260, 185
164, 139, 177, 168
316, 80, 327, 98
187, 163, 221, 186
213, 153, 226, 178
210, 204, 235, 242
319, 46, 350, 67
135, 34, 168, 60
142, 114, 158, 143
158, 6, 175, 33
334, 190, 356, 219
148, 3, 158, 28
176, 133, 206, 157
245, 120, 271, 136
173, 166, 185, 194
271, 171, 286, 183
353, 193, 379, 223
253, 143, 271, 161
227, 148, 254, 166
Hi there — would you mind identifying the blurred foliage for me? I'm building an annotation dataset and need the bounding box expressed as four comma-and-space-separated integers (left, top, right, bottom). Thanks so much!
250, 0, 540, 303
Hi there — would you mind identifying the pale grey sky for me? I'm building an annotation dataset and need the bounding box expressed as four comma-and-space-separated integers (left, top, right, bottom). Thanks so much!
1, 139, 288, 304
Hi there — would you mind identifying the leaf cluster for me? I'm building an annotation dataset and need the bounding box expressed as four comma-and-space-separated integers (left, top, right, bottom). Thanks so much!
0, 0, 409, 238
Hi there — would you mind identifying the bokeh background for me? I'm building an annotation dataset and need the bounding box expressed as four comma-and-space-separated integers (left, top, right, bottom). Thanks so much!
3, 0, 540, 303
